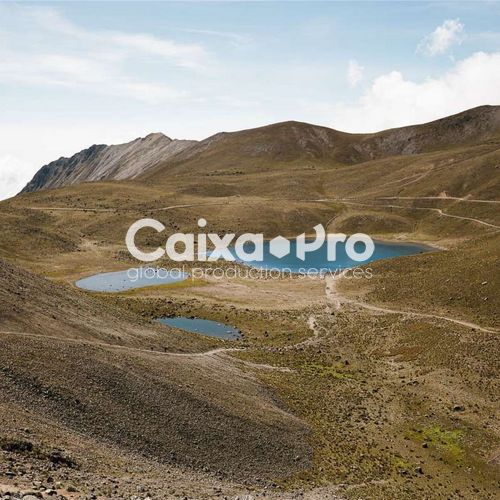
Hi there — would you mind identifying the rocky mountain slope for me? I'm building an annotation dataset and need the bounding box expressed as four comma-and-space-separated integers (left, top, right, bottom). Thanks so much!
21, 133, 196, 193
0, 258, 310, 484
21, 105, 500, 194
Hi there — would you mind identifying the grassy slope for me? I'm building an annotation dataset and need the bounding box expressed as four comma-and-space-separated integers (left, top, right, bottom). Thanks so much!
338, 232, 499, 329
0, 111, 499, 498
0, 258, 311, 489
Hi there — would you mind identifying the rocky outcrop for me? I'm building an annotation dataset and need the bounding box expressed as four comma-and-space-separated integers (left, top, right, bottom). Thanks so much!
355, 105, 500, 161
21, 133, 196, 193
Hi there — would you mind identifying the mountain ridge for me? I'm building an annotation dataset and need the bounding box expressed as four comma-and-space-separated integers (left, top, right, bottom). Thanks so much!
21, 105, 500, 193
140, 105, 500, 182
21, 133, 197, 193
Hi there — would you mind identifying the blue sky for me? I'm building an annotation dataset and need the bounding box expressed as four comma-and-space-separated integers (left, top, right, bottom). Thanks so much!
1, 1, 500, 199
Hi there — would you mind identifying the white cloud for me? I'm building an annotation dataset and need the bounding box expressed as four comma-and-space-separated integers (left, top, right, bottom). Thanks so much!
0, 4, 207, 103
418, 19, 464, 56
347, 60, 364, 87
0, 154, 34, 200
332, 51, 500, 132
20, 5, 208, 69
0, 50, 186, 103
106, 32, 207, 69
181, 29, 252, 48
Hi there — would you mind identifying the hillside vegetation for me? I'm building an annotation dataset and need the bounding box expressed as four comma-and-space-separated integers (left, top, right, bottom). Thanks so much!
1, 106, 499, 498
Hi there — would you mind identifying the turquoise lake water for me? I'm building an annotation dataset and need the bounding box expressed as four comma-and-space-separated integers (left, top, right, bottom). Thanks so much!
230, 239, 429, 273
75, 240, 429, 292
157, 317, 241, 340
75, 267, 188, 292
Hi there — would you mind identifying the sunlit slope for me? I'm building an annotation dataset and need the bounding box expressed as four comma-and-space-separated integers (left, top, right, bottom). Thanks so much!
21, 133, 197, 193
0, 258, 311, 480
20, 106, 500, 195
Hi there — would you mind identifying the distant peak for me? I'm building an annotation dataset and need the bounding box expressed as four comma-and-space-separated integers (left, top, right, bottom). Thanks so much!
142, 132, 172, 142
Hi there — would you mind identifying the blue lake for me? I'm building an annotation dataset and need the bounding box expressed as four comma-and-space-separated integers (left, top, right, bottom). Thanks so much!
230, 239, 429, 273
75, 267, 188, 292
157, 317, 241, 340
75, 240, 430, 292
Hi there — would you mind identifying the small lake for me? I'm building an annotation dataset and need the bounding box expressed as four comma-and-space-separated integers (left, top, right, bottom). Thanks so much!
157, 317, 241, 340
75, 267, 188, 292
231, 239, 429, 273
75, 240, 430, 291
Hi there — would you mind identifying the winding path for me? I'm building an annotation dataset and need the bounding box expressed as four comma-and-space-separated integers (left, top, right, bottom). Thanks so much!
25, 201, 230, 213
377, 196, 500, 204
26, 196, 500, 231
324, 276, 499, 334
0, 330, 291, 372
279, 315, 322, 352
339, 200, 500, 230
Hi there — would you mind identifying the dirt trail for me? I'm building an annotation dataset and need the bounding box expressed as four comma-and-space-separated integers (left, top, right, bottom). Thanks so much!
218, 351, 295, 373
282, 315, 321, 351
27, 197, 499, 230
377, 196, 500, 204
175, 345, 294, 372
151, 202, 232, 212
26, 201, 230, 213
27, 206, 117, 212
340, 200, 500, 230
324, 276, 499, 334
432, 207, 500, 228
0, 330, 292, 372
0, 329, 235, 356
